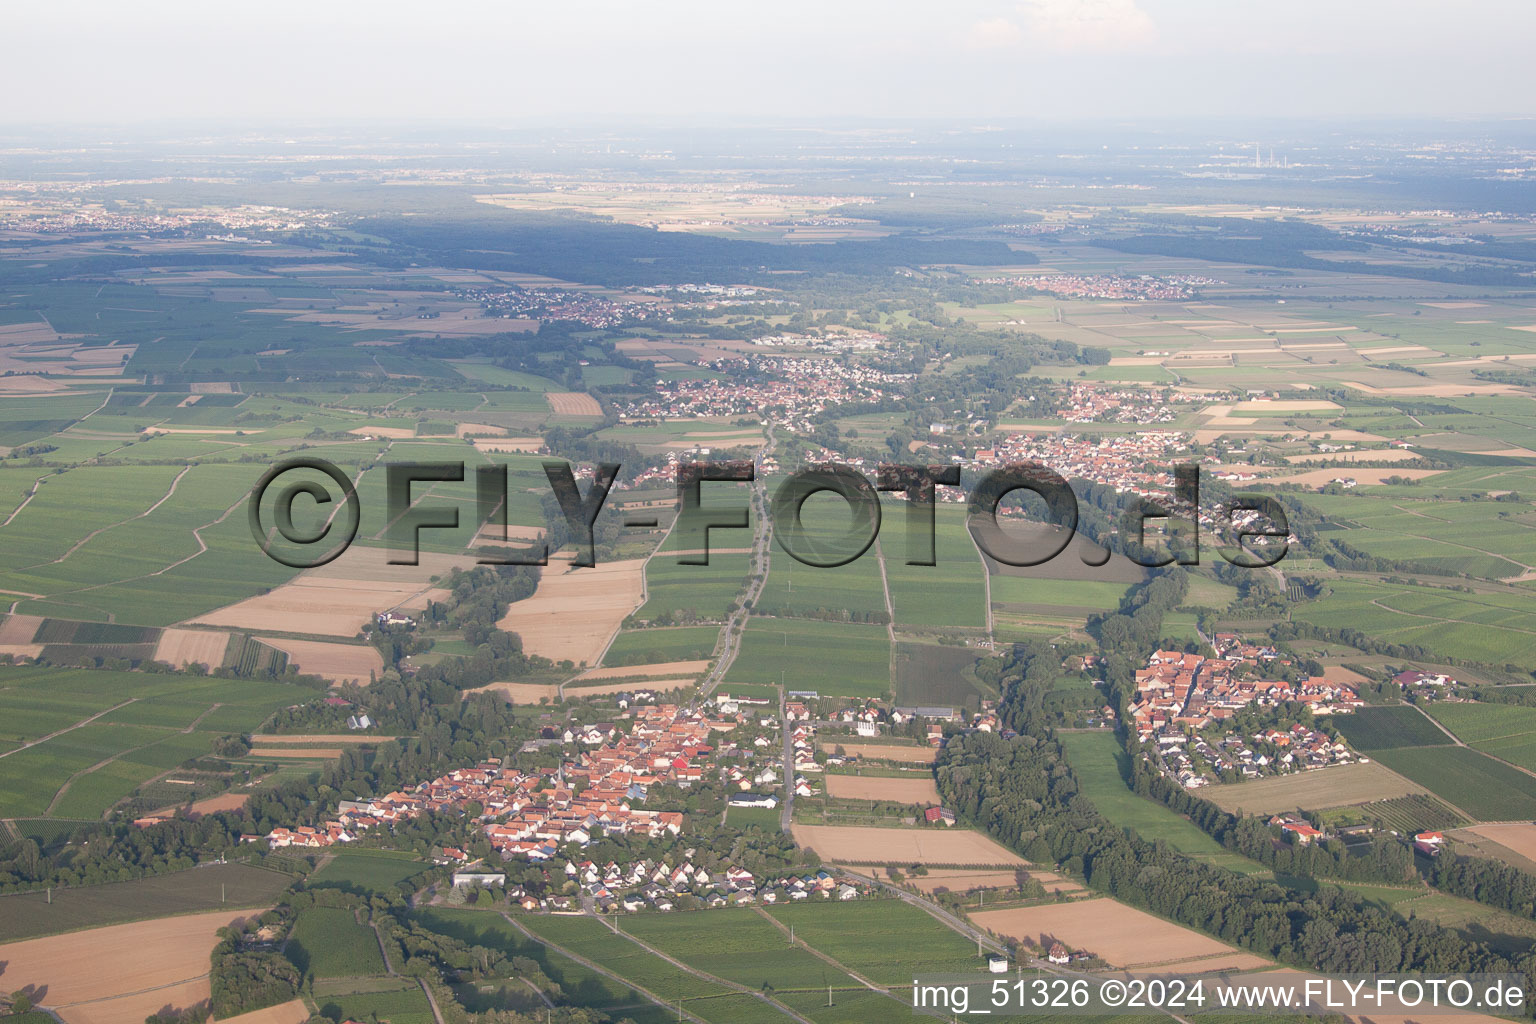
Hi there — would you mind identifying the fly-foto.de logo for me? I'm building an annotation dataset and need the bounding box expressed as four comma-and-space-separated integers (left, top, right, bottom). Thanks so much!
247, 458, 1290, 571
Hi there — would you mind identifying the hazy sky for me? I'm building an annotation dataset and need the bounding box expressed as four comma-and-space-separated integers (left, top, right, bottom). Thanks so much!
7, 0, 1535, 125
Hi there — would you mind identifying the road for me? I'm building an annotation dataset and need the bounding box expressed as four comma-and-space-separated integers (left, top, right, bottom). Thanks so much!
700, 425, 774, 697
779, 685, 795, 832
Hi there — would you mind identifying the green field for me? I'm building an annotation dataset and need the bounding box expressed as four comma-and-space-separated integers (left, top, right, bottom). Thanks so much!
287, 905, 388, 978
622, 909, 864, 993
725, 619, 890, 697
890, 642, 989, 707
307, 849, 431, 894
314, 980, 435, 1024
1061, 731, 1262, 872
1334, 705, 1453, 751
0, 668, 312, 818
1427, 702, 1536, 770
604, 625, 721, 666
881, 507, 988, 630
1369, 745, 1536, 821
1292, 579, 1536, 665
0, 863, 294, 942
765, 900, 983, 984
636, 551, 750, 623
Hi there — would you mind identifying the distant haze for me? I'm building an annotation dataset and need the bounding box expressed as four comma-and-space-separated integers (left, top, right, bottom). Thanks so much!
6, 0, 1536, 125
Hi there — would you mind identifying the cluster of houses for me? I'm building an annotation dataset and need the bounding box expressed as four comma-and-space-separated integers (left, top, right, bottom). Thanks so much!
1131, 646, 1364, 789
977, 271, 1219, 302
1048, 382, 1194, 426
558, 858, 865, 913
263, 703, 742, 857
1169, 723, 1356, 789
618, 356, 911, 433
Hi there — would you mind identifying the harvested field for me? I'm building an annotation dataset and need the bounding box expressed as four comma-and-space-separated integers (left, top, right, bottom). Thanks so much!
213, 1000, 312, 1024
139, 792, 250, 821
790, 824, 1025, 866
824, 775, 941, 804
455, 422, 507, 437
1126, 951, 1274, 975
971, 898, 1241, 969
1201, 761, 1426, 815
497, 554, 645, 668
575, 660, 710, 681
0, 909, 260, 1022
546, 392, 602, 416
472, 437, 544, 453
1283, 449, 1423, 464
1273, 467, 1440, 487
349, 426, 415, 439
248, 747, 343, 759
1463, 823, 1536, 863
466, 681, 559, 703
153, 628, 231, 669
63, 978, 210, 1024
902, 868, 1081, 895
190, 550, 472, 637
816, 740, 937, 764
0, 613, 43, 644
261, 637, 383, 684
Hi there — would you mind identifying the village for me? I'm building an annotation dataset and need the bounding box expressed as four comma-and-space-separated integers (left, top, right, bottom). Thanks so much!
1132, 635, 1365, 789
264, 698, 784, 857
618, 355, 912, 431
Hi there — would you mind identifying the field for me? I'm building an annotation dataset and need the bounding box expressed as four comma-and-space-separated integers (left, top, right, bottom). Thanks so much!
890, 642, 989, 707
1060, 731, 1238, 863
1334, 705, 1453, 751
603, 625, 721, 665
621, 909, 867, 993
151, 628, 231, 670
1459, 823, 1536, 868
498, 554, 646, 668
286, 905, 387, 977
1369, 745, 1536, 821
790, 824, 1026, 866
307, 849, 431, 894
880, 507, 988, 630
816, 740, 937, 764
764, 900, 983, 984
634, 550, 750, 623
725, 619, 890, 697
755, 497, 887, 619
0, 863, 294, 942
0, 668, 313, 818
314, 981, 435, 1024
260, 638, 383, 684
1427, 702, 1536, 770
970, 898, 1263, 970
190, 549, 473, 637
1292, 579, 1536, 665
905, 868, 1084, 896
212, 1000, 311, 1024
1200, 761, 1429, 815
0, 909, 264, 1024
823, 774, 940, 804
